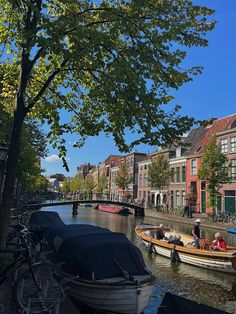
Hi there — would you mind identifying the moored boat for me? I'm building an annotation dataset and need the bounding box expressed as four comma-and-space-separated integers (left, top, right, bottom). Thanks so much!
135, 223, 236, 275
98, 204, 130, 215
227, 228, 236, 234
28, 211, 155, 314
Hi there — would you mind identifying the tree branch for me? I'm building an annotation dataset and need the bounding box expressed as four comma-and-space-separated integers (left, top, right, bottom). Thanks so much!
26, 58, 69, 112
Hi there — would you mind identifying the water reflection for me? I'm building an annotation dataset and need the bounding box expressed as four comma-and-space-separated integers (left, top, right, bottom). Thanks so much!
40, 205, 236, 313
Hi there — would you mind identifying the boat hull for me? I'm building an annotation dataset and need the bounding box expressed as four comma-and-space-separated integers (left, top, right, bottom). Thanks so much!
66, 277, 154, 314
98, 204, 130, 215
136, 225, 236, 275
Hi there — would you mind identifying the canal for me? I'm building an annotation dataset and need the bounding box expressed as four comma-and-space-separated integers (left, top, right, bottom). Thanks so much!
41, 205, 236, 313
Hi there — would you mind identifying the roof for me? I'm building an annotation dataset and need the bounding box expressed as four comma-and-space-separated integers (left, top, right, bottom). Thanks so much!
190, 114, 236, 155
183, 126, 206, 155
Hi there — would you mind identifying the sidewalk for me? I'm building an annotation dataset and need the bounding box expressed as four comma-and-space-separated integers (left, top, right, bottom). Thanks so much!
144, 208, 235, 231
0, 282, 80, 314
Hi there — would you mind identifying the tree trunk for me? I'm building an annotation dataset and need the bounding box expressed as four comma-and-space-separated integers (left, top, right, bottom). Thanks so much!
0, 106, 25, 249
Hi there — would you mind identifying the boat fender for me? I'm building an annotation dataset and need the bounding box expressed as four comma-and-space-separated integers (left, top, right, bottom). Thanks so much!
149, 240, 155, 254
170, 245, 178, 262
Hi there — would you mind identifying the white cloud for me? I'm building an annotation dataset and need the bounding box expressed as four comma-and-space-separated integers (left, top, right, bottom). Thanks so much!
45, 154, 61, 163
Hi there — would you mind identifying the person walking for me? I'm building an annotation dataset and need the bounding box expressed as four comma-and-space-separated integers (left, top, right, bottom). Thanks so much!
192, 219, 201, 249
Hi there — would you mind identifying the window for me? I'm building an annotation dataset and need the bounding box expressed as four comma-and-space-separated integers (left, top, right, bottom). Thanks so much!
176, 191, 180, 207
143, 191, 146, 201
221, 139, 228, 153
139, 174, 143, 187
182, 191, 186, 206
144, 174, 147, 187
140, 166, 143, 171
225, 190, 235, 197
191, 159, 197, 175
182, 166, 186, 182
139, 191, 142, 200
231, 160, 236, 182
231, 137, 236, 153
176, 167, 180, 182
170, 191, 174, 208
171, 168, 175, 183
144, 165, 147, 170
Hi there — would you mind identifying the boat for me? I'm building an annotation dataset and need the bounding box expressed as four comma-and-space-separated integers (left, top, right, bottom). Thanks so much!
135, 223, 236, 275
28, 211, 156, 314
157, 292, 228, 314
98, 204, 130, 215
226, 228, 236, 234
80, 203, 93, 208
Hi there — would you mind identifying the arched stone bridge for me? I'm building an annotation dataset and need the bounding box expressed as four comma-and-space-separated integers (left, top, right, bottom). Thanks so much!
24, 199, 145, 217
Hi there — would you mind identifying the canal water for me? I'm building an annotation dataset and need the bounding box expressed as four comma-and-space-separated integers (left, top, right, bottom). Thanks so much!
41, 205, 236, 313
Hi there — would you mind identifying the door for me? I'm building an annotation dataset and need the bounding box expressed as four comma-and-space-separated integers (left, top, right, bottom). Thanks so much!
200, 182, 206, 214
201, 190, 206, 213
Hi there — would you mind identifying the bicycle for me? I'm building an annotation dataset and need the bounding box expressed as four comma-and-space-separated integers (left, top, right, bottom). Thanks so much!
0, 221, 65, 313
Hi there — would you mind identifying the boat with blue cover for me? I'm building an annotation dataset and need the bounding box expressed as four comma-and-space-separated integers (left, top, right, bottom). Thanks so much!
28, 211, 155, 314
227, 228, 236, 234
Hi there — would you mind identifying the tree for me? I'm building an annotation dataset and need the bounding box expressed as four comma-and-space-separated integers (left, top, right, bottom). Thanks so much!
97, 174, 108, 194
0, 104, 47, 194
198, 136, 230, 212
148, 152, 173, 208
114, 163, 132, 196
84, 173, 96, 199
0, 0, 215, 248
60, 178, 71, 193
70, 173, 84, 192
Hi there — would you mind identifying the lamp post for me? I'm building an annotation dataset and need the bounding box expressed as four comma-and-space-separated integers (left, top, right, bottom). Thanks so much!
0, 143, 9, 203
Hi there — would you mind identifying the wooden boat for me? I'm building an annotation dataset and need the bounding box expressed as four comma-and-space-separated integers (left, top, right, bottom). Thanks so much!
28, 211, 155, 314
227, 228, 236, 234
135, 223, 236, 275
98, 204, 130, 215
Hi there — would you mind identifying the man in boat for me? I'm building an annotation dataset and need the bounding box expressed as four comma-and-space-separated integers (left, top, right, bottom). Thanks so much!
155, 224, 168, 240
192, 219, 201, 249
210, 232, 227, 252
168, 234, 184, 246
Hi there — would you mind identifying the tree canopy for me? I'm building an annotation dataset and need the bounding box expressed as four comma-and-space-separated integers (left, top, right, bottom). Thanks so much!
0, 0, 215, 247
198, 136, 230, 212
114, 162, 132, 194
148, 152, 173, 190
0, 0, 215, 155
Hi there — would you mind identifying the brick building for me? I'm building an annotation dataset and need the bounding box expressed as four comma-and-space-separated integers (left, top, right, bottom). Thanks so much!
186, 114, 236, 213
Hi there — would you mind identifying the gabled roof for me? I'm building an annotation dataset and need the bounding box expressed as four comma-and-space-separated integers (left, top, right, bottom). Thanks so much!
190, 114, 236, 155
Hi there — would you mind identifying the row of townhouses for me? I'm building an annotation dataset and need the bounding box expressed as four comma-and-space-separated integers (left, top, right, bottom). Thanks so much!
78, 114, 236, 214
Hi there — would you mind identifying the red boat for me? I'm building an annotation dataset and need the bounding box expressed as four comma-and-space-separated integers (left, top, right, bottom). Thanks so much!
98, 204, 130, 215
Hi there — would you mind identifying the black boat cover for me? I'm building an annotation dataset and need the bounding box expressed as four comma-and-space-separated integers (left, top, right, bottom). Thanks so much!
28, 211, 65, 232
44, 224, 112, 251
46, 225, 148, 280
157, 292, 229, 314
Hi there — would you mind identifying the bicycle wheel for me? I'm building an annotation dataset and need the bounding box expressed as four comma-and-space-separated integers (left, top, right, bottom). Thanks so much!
13, 262, 64, 312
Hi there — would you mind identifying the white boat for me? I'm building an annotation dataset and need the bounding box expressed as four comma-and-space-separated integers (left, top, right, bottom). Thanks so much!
135, 223, 236, 275
67, 275, 154, 314
28, 211, 155, 314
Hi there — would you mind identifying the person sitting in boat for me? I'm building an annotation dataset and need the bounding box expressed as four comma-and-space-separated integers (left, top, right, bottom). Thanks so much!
155, 224, 168, 240
192, 219, 201, 249
210, 232, 227, 252
168, 234, 184, 246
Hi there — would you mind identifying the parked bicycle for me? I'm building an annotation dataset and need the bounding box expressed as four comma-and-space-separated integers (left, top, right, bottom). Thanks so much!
0, 218, 67, 313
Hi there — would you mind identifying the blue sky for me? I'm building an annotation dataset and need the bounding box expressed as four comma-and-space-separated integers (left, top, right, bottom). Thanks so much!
42, 0, 236, 177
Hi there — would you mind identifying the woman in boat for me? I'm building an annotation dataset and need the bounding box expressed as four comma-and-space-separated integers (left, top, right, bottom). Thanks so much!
210, 232, 227, 252
192, 219, 201, 249
168, 234, 184, 246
